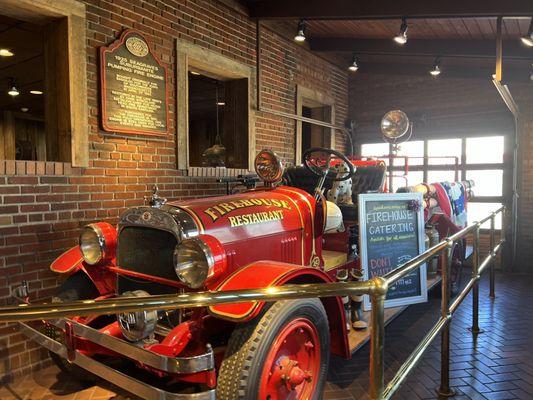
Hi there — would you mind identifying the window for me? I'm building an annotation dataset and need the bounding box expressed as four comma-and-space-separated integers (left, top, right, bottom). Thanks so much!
0, 1, 88, 167
176, 39, 255, 174
360, 135, 506, 228
188, 72, 248, 169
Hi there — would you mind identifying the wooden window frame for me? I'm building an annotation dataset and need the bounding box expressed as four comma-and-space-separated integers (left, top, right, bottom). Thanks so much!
295, 85, 335, 165
176, 39, 256, 175
1, 0, 88, 168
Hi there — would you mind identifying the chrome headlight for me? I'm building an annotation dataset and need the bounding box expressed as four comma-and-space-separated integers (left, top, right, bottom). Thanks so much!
79, 222, 116, 265
174, 235, 226, 289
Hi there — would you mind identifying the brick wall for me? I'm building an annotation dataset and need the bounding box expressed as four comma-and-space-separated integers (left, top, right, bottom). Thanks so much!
0, 0, 350, 379
348, 72, 533, 272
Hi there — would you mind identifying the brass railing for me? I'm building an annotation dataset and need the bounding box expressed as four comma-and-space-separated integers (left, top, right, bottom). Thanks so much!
0, 206, 506, 399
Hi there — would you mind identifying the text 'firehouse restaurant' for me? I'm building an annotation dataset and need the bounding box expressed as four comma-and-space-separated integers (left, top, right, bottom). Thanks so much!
0, 1, 532, 399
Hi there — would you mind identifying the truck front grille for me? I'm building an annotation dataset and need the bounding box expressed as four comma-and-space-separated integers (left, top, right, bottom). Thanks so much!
117, 226, 179, 295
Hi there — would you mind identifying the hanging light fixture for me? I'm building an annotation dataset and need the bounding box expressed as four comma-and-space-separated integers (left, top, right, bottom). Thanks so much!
294, 20, 307, 42
429, 56, 442, 76
0, 48, 14, 57
394, 18, 408, 45
7, 79, 19, 97
520, 18, 533, 47
348, 55, 359, 72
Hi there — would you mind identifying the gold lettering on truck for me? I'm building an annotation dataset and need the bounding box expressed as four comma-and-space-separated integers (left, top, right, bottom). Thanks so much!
204, 198, 291, 222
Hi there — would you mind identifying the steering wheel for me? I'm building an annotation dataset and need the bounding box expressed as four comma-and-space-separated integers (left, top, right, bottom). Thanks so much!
303, 147, 355, 182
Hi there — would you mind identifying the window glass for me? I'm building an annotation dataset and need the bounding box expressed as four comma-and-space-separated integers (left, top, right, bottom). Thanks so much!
393, 141, 424, 166
465, 170, 503, 197
361, 142, 389, 158
428, 138, 462, 165
427, 170, 457, 184
188, 72, 249, 168
468, 202, 502, 229
392, 171, 424, 192
466, 136, 504, 164
0, 15, 46, 161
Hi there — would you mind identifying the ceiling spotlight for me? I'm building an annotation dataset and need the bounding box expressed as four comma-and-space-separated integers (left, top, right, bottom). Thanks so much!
189, 71, 201, 76
430, 57, 442, 76
294, 20, 307, 42
216, 101, 225, 106
30, 90, 43, 95
7, 79, 19, 97
521, 18, 533, 47
20, 107, 29, 113
394, 18, 408, 45
0, 48, 14, 57
348, 55, 359, 72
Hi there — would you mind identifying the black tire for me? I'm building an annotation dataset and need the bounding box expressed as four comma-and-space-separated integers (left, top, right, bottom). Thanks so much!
49, 271, 100, 383
217, 299, 330, 400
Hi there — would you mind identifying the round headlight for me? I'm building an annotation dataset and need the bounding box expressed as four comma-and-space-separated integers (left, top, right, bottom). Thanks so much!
174, 235, 226, 289
254, 149, 284, 184
79, 223, 116, 265
117, 290, 158, 342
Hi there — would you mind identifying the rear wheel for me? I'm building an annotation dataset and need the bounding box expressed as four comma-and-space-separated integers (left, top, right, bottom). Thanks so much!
217, 299, 329, 400
49, 271, 100, 383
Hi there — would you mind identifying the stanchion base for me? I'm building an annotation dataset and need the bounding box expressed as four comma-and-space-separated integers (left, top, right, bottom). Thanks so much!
436, 387, 456, 397
468, 327, 485, 334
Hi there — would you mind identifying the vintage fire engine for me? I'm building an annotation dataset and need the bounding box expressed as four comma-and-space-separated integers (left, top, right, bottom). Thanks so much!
18, 147, 392, 400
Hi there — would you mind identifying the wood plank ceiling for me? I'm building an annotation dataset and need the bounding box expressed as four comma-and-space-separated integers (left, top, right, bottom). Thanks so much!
245, 1, 533, 82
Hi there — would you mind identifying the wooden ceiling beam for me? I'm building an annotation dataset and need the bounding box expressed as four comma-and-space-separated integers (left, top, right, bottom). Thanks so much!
309, 38, 533, 60
248, 0, 533, 20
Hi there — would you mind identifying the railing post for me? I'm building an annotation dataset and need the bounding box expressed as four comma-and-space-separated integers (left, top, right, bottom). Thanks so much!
437, 240, 456, 397
470, 223, 483, 334
369, 277, 387, 400
489, 214, 496, 299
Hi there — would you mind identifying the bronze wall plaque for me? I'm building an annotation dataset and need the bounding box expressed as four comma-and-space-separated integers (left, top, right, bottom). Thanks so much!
100, 30, 169, 136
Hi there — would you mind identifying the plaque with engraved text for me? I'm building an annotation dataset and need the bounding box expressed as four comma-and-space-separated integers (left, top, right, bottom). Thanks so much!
100, 30, 169, 136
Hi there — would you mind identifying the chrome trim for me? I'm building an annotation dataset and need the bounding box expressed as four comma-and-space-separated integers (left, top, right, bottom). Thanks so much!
19, 322, 216, 400
45, 318, 215, 374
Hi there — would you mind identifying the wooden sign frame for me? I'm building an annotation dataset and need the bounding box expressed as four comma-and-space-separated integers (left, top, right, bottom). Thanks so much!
100, 29, 169, 136
358, 192, 427, 311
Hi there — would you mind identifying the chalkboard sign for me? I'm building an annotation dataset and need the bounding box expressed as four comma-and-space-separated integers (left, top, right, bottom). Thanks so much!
358, 193, 427, 310
100, 30, 169, 136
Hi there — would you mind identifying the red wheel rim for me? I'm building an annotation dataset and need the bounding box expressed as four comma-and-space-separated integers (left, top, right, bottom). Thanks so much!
259, 318, 321, 400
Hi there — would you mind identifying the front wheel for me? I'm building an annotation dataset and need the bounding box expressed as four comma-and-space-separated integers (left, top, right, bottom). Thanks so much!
217, 299, 330, 400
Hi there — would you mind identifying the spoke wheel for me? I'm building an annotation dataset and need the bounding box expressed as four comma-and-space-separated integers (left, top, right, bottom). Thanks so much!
217, 299, 329, 400
259, 318, 320, 400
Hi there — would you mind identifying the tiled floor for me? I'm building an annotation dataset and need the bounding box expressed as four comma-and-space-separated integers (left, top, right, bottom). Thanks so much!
0, 273, 532, 400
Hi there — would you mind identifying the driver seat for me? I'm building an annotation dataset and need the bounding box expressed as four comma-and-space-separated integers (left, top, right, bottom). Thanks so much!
282, 166, 333, 196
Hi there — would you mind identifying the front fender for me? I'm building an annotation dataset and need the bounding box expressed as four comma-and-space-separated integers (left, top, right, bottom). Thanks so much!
208, 261, 350, 358
50, 246, 116, 296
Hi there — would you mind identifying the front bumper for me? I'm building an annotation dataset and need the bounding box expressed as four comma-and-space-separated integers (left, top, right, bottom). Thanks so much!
19, 319, 216, 400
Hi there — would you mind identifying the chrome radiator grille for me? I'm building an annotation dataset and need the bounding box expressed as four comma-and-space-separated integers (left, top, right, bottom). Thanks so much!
117, 226, 178, 295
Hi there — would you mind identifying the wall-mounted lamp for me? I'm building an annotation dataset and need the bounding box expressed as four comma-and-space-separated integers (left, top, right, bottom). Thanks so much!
521, 18, 533, 47
394, 18, 408, 45
294, 20, 307, 42
429, 56, 442, 76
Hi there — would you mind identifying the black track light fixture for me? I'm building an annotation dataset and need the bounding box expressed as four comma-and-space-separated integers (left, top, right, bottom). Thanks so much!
430, 56, 442, 77
394, 18, 408, 45
521, 18, 533, 47
294, 20, 307, 42
348, 55, 359, 72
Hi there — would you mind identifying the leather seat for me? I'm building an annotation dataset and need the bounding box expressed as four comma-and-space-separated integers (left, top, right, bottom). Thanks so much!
282, 164, 386, 221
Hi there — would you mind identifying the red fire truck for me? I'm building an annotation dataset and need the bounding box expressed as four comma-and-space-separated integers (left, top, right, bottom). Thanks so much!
16, 147, 469, 399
